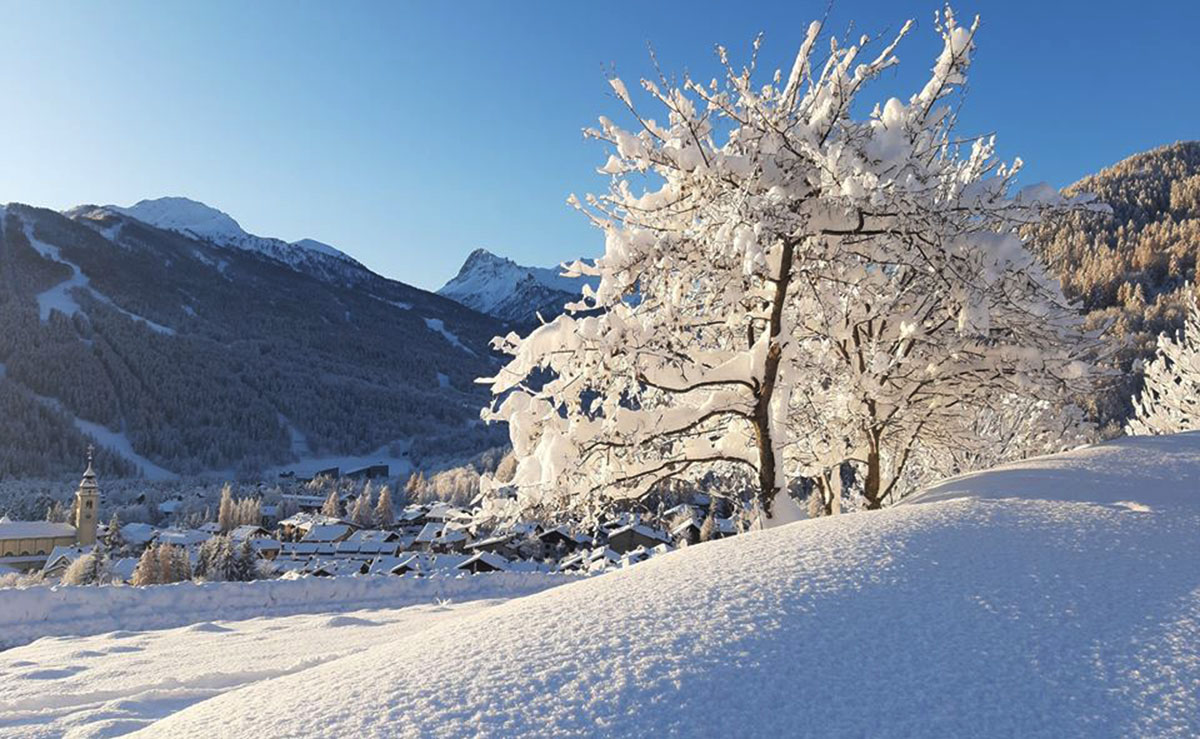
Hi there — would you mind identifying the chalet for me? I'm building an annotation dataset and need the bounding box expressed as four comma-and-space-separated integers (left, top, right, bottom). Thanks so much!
119, 522, 159, 548
670, 518, 702, 546
606, 524, 671, 554
367, 554, 421, 576
229, 525, 271, 542
278, 512, 346, 540
457, 552, 509, 574
538, 526, 588, 553
300, 523, 355, 544
346, 529, 400, 544
41, 545, 91, 579
154, 528, 210, 548
465, 534, 517, 558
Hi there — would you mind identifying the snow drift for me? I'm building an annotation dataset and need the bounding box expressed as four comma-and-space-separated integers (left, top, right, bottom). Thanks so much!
134, 433, 1200, 737
0, 573, 566, 651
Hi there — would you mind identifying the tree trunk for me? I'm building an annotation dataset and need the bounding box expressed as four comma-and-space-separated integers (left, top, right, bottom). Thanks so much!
751, 239, 796, 518
863, 436, 883, 509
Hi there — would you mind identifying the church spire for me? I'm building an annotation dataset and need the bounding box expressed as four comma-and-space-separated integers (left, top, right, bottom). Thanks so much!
75, 445, 100, 546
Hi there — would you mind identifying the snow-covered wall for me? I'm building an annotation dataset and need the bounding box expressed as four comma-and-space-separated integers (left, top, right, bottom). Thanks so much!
0, 573, 569, 650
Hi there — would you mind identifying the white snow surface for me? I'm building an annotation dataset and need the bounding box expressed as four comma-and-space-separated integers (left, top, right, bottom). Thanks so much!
128, 434, 1200, 737
96, 197, 359, 269
0, 572, 565, 651
0, 602, 501, 739
422, 317, 475, 355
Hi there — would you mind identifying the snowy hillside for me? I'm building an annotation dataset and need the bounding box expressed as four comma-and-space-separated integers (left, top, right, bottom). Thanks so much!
0, 202, 507, 477
5, 433, 1195, 737
438, 248, 596, 326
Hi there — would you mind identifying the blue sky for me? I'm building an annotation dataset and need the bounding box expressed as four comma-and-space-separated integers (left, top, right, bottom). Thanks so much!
1, 2, 1195, 290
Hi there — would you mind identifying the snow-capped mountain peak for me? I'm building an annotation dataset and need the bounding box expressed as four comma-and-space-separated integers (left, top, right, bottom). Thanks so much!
66, 197, 367, 284
438, 248, 596, 326
109, 197, 246, 245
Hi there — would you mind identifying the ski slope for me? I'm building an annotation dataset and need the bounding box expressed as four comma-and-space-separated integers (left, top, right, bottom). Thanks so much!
4, 433, 1199, 737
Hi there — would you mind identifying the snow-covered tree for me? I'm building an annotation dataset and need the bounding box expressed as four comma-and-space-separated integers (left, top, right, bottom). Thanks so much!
217, 483, 235, 533
195, 535, 235, 581
131, 545, 162, 586
103, 513, 128, 556
157, 543, 192, 584
1127, 293, 1200, 435
350, 483, 374, 528
374, 485, 395, 528
229, 540, 257, 582
484, 8, 1099, 522
320, 488, 341, 518
62, 545, 110, 586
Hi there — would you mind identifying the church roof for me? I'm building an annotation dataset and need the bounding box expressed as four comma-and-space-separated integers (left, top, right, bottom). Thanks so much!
0, 521, 76, 541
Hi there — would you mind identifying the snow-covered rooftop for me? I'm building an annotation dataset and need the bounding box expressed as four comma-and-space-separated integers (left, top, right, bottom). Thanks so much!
0, 520, 75, 540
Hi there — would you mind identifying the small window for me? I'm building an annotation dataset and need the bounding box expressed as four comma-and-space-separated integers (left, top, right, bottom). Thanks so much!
86, 500, 93, 509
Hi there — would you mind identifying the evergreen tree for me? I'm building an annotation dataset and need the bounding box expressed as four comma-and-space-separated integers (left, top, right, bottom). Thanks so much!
230, 539, 257, 582
195, 535, 235, 581
103, 513, 127, 556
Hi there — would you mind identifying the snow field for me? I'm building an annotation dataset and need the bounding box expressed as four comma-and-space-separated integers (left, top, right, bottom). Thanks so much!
0, 601, 498, 739
0, 572, 568, 651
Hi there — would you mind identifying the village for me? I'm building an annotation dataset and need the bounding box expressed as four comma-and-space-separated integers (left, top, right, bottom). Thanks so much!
0, 451, 742, 588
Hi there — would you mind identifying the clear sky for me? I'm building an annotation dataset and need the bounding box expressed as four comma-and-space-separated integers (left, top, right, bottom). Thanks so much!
1, 1, 1196, 290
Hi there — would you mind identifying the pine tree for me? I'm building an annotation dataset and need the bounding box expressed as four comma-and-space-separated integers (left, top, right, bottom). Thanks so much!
195, 535, 235, 581
320, 489, 341, 518
232, 539, 257, 582
1127, 293, 1200, 435
131, 545, 162, 586
374, 485, 395, 528
103, 513, 127, 556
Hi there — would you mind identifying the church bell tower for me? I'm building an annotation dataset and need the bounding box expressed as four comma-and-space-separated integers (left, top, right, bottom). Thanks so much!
74, 445, 100, 546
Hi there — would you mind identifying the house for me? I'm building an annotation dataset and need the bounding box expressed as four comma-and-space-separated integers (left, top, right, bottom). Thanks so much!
229, 525, 271, 542
157, 499, 182, 516
119, 522, 159, 549
457, 552, 509, 574
605, 524, 671, 554
538, 526, 587, 552
301, 523, 355, 544
346, 529, 400, 544
465, 534, 516, 558
278, 512, 346, 540
367, 554, 421, 576
41, 545, 92, 579
670, 518, 702, 546
413, 522, 444, 551
154, 528, 210, 549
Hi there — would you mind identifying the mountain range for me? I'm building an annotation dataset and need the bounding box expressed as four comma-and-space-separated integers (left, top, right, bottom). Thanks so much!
1, 141, 1195, 479
0, 197, 507, 479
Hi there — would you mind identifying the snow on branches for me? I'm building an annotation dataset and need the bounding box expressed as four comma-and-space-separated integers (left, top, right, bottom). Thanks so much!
483, 7, 1101, 523
1127, 292, 1200, 435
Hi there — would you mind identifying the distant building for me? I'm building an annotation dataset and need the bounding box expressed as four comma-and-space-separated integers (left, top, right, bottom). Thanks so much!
0, 449, 101, 571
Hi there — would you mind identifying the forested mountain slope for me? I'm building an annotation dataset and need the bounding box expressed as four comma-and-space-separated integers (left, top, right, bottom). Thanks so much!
0, 200, 506, 478
1029, 141, 1200, 425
